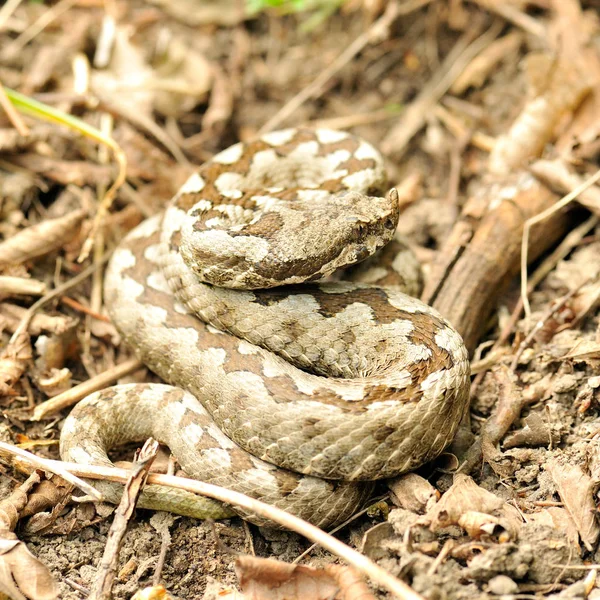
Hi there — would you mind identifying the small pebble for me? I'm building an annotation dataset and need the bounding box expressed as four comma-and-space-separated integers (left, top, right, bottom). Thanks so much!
588, 375, 600, 389
553, 374, 579, 394
487, 575, 519, 595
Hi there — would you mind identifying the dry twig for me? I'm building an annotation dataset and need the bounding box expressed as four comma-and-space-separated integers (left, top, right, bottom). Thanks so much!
89, 440, 159, 600
0, 440, 102, 501
521, 168, 600, 322
0, 80, 28, 135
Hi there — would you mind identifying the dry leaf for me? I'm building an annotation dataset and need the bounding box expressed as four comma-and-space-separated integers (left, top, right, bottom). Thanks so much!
0, 332, 32, 396
131, 585, 174, 600
419, 474, 521, 539
503, 412, 559, 449
8, 155, 113, 188
420, 474, 502, 528
0, 534, 58, 600
360, 522, 393, 560
388, 472, 438, 513
563, 339, 600, 365
527, 507, 580, 549
546, 459, 600, 551
235, 555, 374, 600
451, 31, 522, 94
0, 210, 86, 269
92, 26, 212, 121
457, 511, 503, 538
153, 37, 213, 118
201, 64, 233, 134
0, 304, 77, 337
91, 27, 154, 118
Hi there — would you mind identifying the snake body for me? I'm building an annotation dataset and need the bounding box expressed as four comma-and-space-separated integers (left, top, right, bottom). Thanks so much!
60, 129, 470, 528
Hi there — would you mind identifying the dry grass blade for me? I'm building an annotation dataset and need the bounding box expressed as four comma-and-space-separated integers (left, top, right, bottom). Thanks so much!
0, 0, 76, 60
0, 0, 25, 30
470, 0, 547, 38
9, 251, 113, 346
0, 80, 28, 135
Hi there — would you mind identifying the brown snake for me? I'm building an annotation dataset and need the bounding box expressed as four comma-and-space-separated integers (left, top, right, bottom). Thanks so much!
60, 129, 470, 528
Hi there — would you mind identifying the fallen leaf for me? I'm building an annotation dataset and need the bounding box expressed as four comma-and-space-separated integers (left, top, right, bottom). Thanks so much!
419, 474, 521, 539
0, 533, 58, 600
235, 555, 375, 600
388, 472, 439, 513
546, 459, 600, 551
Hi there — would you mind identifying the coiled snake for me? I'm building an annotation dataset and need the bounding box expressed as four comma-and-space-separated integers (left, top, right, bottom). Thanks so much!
60, 129, 470, 528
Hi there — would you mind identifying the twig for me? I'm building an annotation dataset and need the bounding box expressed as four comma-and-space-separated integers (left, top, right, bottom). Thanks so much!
0, 440, 102, 501
60, 296, 111, 322
521, 168, 600, 322
459, 367, 533, 475
0, 472, 40, 531
0, 0, 25, 30
44, 458, 424, 600
0, 276, 46, 297
426, 539, 454, 576
152, 458, 177, 586
89, 440, 159, 600
258, 1, 401, 134
381, 21, 502, 156
32, 357, 144, 421
512, 280, 592, 371
433, 104, 495, 152
94, 94, 189, 166
1, 0, 77, 59
0, 80, 29, 135
470, 213, 598, 386
525, 214, 599, 299
9, 256, 110, 345
469, 0, 547, 39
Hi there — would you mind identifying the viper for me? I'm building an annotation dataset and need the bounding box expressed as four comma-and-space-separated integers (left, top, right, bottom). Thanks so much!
60, 128, 470, 528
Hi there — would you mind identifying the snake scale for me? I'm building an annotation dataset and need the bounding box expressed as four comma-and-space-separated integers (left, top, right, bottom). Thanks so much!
60, 128, 470, 528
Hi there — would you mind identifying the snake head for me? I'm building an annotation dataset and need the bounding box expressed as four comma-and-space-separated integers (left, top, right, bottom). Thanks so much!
332, 187, 400, 267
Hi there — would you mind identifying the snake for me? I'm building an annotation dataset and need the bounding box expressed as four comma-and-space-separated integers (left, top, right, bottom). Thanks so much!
60, 128, 471, 529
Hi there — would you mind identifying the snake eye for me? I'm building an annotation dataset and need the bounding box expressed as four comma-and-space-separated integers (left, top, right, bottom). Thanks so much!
384, 218, 395, 230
